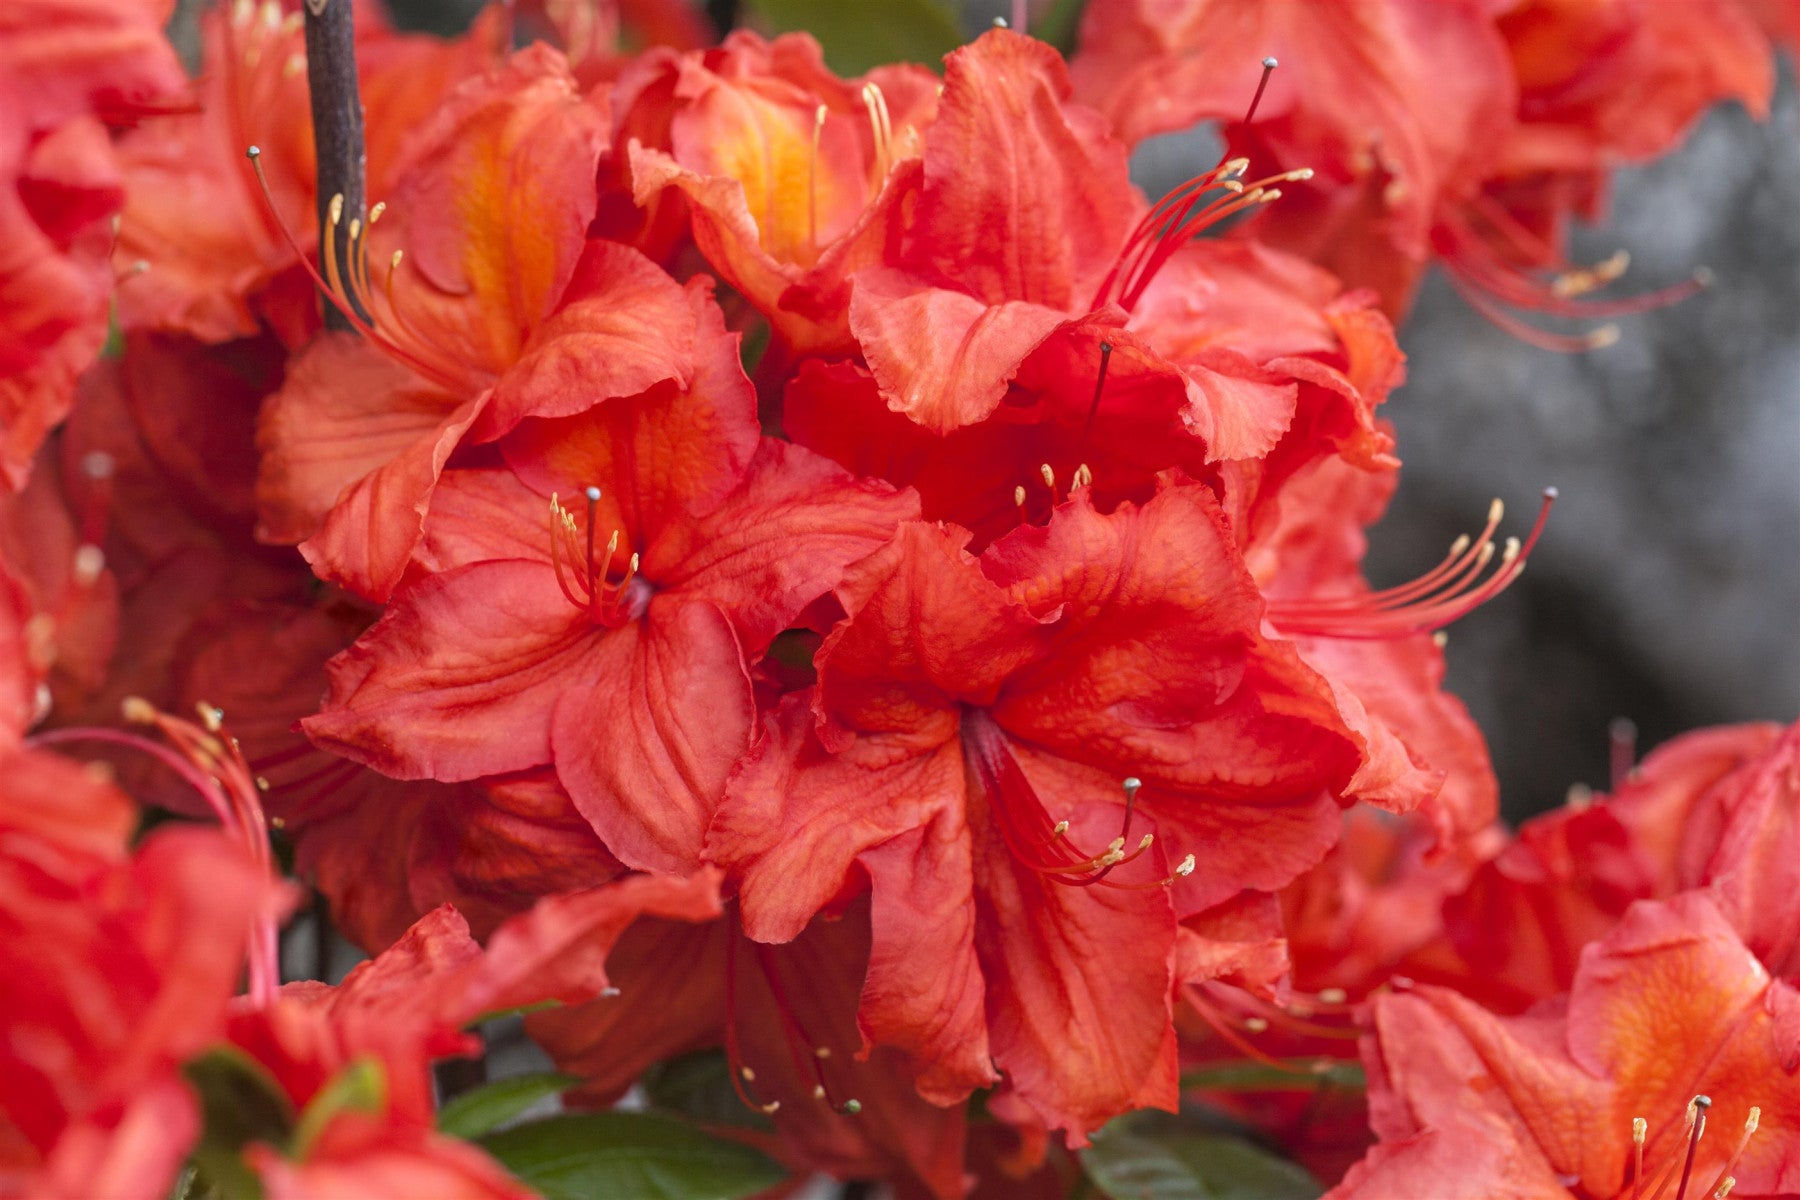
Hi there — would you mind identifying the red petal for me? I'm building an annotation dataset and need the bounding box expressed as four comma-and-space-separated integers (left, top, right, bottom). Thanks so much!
552, 599, 753, 874
303, 560, 599, 781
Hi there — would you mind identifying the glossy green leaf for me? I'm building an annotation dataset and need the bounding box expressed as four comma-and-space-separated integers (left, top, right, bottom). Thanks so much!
481, 1112, 786, 1200
1081, 1125, 1320, 1200
437, 1072, 582, 1140
743, 0, 963, 74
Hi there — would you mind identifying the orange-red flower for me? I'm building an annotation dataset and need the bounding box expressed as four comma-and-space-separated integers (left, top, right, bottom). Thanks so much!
253, 45, 701, 601
0, 744, 270, 1199
711, 480, 1359, 1140
1332, 893, 1800, 1199
302, 296, 917, 874
620, 31, 939, 359
224, 873, 720, 1198
113, 0, 505, 345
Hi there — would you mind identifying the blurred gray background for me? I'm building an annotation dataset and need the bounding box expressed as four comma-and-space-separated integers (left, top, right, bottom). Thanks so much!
352, 1, 1800, 819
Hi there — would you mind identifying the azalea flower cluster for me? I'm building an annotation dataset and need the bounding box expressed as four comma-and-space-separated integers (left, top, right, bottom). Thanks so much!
2, 0, 1796, 1198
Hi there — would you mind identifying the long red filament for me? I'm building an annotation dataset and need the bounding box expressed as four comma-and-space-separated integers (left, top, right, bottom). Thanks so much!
31, 704, 282, 1007
1267, 489, 1557, 640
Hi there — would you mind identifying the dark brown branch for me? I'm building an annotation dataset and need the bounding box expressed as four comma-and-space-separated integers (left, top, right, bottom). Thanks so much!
302, 0, 368, 330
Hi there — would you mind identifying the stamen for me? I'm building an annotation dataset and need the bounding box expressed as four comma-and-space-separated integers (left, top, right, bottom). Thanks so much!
1266, 489, 1557, 639
31, 702, 281, 1006
1700, 1107, 1758, 1200
1081, 341, 1114, 447
1039, 463, 1055, 491
1634, 1117, 1649, 1200
1672, 1095, 1710, 1200
1243, 57, 1278, 125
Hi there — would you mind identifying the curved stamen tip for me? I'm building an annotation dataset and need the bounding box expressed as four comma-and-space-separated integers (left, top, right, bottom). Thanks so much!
245, 144, 261, 159
584, 486, 602, 502
1586, 324, 1622, 350
1693, 266, 1717, 288
1744, 1107, 1761, 1134
992, 15, 1008, 26
1634, 1116, 1649, 1144
1543, 485, 1559, 501
1121, 776, 1142, 798
1262, 56, 1278, 68
1487, 497, 1505, 523
840, 1099, 863, 1115
1173, 853, 1195, 877
121, 695, 157, 724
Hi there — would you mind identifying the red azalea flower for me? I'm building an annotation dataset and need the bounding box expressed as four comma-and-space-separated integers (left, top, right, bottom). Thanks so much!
1426, 0, 1776, 346
619, 31, 939, 359
0, 744, 271, 1199
529, 897, 968, 1199
1331, 892, 1800, 1200
1442, 719, 1798, 1012
1070, 0, 1515, 313
710, 480, 1359, 1139
253, 44, 703, 601
113, 0, 505, 346
302, 295, 918, 873
788, 238, 1404, 554
0, 0, 186, 131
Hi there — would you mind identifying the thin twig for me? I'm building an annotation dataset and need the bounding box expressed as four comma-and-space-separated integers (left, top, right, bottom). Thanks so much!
302, 0, 368, 329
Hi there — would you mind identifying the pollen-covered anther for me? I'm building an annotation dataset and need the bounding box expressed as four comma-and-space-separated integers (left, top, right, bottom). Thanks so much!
1039, 462, 1055, 490
1265, 488, 1558, 640
1071, 463, 1093, 490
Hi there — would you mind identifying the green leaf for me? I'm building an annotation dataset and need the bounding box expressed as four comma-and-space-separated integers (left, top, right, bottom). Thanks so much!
640, 1050, 773, 1133
438, 1072, 582, 1140
1080, 1126, 1320, 1200
481, 1112, 786, 1200
743, 0, 963, 74
291, 1058, 387, 1161
1180, 1058, 1366, 1093
180, 1047, 296, 1200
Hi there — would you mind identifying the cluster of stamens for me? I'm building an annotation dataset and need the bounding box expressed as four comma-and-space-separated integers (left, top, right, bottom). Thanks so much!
964, 713, 1194, 889
547, 487, 645, 627
1183, 980, 1362, 1080
721, 919, 863, 1119
1434, 200, 1711, 353
1266, 489, 1558, 639
244, 150, 479, 396
1623, 1096, 1759, 1200
31, 699, 282, 1006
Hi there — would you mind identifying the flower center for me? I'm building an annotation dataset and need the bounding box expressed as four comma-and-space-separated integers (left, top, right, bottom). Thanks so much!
960, 707, 1192, 889
1615, 1095, 1758, 1200
547, 487, 651, 628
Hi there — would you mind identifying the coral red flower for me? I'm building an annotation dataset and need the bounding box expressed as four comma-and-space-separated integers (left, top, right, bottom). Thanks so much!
1331, 893, 1800, 1199
1440, 719, 1798, 1012
788, 238, 1403, 555
302, 297, 918, 874
254, 44, 701, 601
113, 0, 504, 345
0, 744, 270, 1199
711, 480, 1359, 1139
620, 31, 939, 358
1070, 0, 1515, 312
